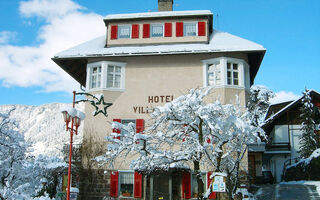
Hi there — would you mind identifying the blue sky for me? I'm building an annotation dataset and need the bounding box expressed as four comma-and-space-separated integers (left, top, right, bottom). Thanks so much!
0, 0, 319, 105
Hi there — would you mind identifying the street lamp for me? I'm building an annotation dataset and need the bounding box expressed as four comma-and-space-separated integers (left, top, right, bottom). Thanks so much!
61, 91, 85, 200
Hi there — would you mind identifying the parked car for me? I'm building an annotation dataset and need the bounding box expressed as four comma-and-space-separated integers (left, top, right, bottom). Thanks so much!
262, 171, 274, 184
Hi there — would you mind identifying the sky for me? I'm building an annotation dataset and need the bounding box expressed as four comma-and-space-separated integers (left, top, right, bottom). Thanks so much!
0, 0, 319, 105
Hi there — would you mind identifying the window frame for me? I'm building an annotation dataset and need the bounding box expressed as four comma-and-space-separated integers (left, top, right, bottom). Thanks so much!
227, 62, 239, 86
118, 170, 135, 198
86, 61, 126, 92
183, 22, 198, 37
202, 57, 249, 89
150, 23, 164, 38
118, 24, 131, 39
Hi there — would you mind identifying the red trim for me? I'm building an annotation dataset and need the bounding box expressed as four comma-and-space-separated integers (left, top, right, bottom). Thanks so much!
176, 22, 184, 37
113, 119, 121, 140
143, 24, 150, 38
134, 172, 143, 198
132, 24, 139, 39
111, 25, 118, 40
136, 119, 144, 133
110, 171, 119, 197
207, 172, 216, 199
164, 23, 172, 37
198, 22, 206, 36
182, 172, 191, 199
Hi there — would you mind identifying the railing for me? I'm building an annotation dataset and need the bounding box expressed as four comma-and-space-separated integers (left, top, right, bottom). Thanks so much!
281, 157, 300, 181
265, 142, 291, 151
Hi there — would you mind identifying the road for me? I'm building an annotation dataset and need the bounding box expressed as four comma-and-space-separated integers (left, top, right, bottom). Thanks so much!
255, 184, 320, 200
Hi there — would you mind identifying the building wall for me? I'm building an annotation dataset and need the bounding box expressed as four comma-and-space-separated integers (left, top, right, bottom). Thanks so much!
83, 52, 250, 170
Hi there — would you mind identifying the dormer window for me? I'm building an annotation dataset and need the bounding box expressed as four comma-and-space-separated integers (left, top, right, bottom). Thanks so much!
118, 25, 131, 39
184, 22, 197, 36
86, 61, 126, 91
202, 57, 250, 89
151, 24, 164, 37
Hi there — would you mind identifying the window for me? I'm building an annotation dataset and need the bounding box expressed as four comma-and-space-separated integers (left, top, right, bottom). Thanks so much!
191, 173, 207, 198
107, 65, 122, 88
118, 25, 131, 39
119, 172, 134, 197
227, 62, 239, 86
207, 62, 221, 86
202, 57, 249, 89
90, 66, 101, 89
86, 61, 126, 91
151, 24, 163, 37
184, 22, 197, 36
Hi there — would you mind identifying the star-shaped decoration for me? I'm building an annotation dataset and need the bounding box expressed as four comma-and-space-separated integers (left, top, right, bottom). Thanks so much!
91, 95, 112, 117
75, 92, 112, 118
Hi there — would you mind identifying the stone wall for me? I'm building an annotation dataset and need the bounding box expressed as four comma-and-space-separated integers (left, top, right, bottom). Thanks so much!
79, 169, 109, 200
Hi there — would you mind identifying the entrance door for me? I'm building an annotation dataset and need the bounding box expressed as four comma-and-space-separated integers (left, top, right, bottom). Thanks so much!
153, 174, 170, 199
248, 155, 256, 184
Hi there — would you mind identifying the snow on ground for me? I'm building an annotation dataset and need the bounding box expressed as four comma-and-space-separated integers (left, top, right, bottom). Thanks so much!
0, 103, 84, 158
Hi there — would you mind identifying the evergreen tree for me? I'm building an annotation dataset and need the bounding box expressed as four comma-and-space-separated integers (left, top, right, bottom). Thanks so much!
299, 89, 319, 158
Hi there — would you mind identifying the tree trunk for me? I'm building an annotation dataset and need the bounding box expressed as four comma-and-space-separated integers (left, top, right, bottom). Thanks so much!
194, 160, 204, 199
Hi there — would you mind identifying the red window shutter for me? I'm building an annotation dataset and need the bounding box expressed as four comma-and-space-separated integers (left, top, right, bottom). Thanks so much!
207, 172, 217, 199
134, 172, 143, 198
111, 25, 118, 40
143, 24, 150, 38
113, 119, 121, 140
182, 172, 191, 199
136, 119, 144, 133
110, 171, 119, 197
176, 22, 184, 37
164, 23, 172, 37
198, 22, 206, 36
132, 24, 139, 39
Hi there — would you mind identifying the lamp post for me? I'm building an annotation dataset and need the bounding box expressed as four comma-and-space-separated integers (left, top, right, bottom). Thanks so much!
61, 91, 85, 200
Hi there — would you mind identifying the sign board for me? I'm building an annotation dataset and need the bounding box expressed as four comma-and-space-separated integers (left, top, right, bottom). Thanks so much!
212, 175, 226, 192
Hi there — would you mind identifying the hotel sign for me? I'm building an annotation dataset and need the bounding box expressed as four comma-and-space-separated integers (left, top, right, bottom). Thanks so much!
133, 95, 174, 114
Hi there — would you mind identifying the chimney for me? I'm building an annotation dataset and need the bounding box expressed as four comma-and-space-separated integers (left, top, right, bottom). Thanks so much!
158, 0, 173, 11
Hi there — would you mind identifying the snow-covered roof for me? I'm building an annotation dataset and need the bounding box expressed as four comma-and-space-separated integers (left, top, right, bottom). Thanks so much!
262, 90, 320, 127
104, 10, 212, 21
54, 30, 265, 59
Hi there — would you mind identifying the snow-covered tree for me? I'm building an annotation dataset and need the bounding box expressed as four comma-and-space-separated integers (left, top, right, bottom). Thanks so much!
299, 89, 319, 158
97, 88, 264, 199
0, 109, 64, 200
247, 85, 274, 127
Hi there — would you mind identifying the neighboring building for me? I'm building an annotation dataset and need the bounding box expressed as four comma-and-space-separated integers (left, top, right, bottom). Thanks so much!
52, 0, 266, 199
261, 90, 320, 182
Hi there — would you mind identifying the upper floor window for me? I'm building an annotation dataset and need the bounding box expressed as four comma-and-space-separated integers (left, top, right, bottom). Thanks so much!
184, 22, 197, 36
90, 66, 102, 89
207, 62, 221, 86
151, 24, 163, 37
86, 61, 126, 91
118, 25, 131, 39
227, 62, 239, 86
202, 57, 250, 89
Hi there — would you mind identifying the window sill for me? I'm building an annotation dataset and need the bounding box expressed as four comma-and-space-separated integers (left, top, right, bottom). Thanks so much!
86, 88, 125, 92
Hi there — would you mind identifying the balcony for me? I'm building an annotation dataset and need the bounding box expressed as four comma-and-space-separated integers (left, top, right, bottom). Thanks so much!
265, 142, 291, 153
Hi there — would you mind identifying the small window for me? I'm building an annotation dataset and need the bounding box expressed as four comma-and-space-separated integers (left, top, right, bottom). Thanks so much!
207, 62, 221, 86
90, 66, 101, 89
121, 119, 136, 139
191, 173, 206, 198
184, 23, 197, 36
107, 65, 122, 88
227, 62, 239, 86
119, 172, 134, 197
151, 24, 163, 37
118, 25, 131, 39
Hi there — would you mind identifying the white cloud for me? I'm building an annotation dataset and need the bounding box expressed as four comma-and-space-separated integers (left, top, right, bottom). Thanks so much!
0, 0, 105, 93
270, 91, 301, 104
0, 31, 17, 44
